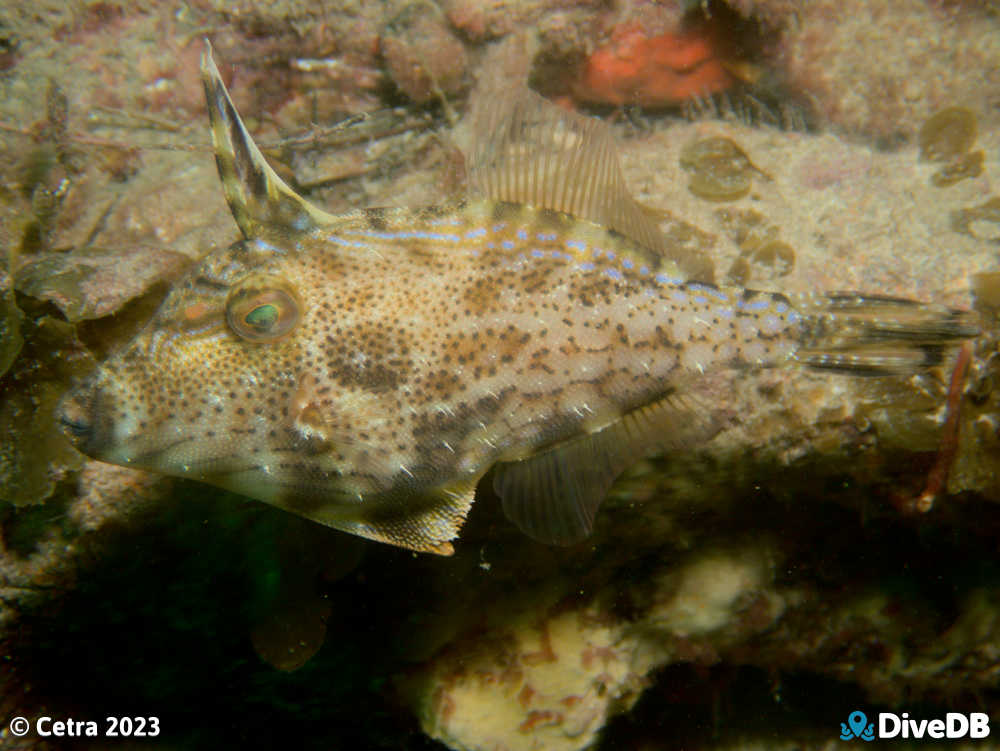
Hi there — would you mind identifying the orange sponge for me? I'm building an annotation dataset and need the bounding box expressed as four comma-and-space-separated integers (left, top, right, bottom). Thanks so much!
573, 24, 735, 107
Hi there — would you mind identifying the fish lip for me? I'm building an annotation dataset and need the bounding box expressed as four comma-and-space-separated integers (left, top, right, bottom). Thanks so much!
59, 411, 92, 440
58, 386, 95, 448
58, 379, 118, 459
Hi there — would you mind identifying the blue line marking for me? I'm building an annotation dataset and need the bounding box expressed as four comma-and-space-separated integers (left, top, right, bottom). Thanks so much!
492, 223, 506, 232
465, 227, 487, 239
531, 249, 544, 258
566, 240, 586, 252
605, 268, 623, 281
252, 239, 286, 254
686, 283, 729, 301
579, 262, 595, 271
516, 229, 528, 241
693, 295, 708, 305
656, 273, 684, 285
502, 240, 514, 250
672, 290, 688, 303
326, 234, 369, 248
349, 230, 462, 242
622, 258, 634, 270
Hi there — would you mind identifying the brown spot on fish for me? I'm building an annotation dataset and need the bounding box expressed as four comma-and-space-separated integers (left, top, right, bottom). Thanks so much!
323, 322, 414, 393
364, 207, 389, 231
461, 276, 499, 316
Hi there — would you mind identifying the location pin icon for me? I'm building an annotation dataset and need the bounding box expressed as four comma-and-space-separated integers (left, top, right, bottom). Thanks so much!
848, 711, 868, 738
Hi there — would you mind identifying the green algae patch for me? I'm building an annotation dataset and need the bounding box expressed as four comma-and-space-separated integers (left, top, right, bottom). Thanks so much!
0, 314, 94, 506
0, 275, 24, 378
919, 107, 977, 163
680, 137, 756, 202
951, 196, 1000, 242
714, 208, 795, 285
919, 107, 983, 188
972, 272, 1000, 320
930, 149, 984, 187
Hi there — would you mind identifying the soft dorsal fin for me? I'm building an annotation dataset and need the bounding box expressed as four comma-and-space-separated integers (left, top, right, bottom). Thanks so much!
493, 392, 721, 545
200, 42, 338, 238
468, 87, 711, 281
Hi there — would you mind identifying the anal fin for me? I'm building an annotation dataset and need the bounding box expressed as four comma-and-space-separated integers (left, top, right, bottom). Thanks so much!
494, 393, 720, 545
352, 479, 480, 556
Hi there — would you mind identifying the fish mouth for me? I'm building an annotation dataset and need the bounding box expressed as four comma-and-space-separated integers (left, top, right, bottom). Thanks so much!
59, 375, 205, 472
59, 375, 186, 467
58, 374, 303, 481
59, 378, 115, 458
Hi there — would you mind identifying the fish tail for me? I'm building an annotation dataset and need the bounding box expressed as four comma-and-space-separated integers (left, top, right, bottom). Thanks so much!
793, 293, 979, 375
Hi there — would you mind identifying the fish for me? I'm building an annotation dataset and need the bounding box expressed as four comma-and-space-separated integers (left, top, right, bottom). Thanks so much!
58, 44, 978, 556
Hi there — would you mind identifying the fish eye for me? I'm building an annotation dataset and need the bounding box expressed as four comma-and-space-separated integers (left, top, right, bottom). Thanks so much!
245, 303, 278, 330
226, 276, 301, 342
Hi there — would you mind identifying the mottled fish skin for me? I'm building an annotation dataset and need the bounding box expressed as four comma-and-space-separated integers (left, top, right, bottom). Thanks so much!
61, 199, 796, 538
59, 46, 977, 555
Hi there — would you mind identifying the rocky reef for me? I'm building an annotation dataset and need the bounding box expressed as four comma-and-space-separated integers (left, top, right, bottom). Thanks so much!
2, 1, 1000, 749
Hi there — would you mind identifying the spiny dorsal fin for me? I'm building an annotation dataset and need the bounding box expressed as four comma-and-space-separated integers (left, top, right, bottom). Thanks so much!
468, 87, 711, 281
200, 42, 338, 239
494, 392, 720, 545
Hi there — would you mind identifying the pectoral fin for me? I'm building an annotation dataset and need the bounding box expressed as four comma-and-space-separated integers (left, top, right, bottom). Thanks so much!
494, 393, 720, 545
200, 42, 338, 238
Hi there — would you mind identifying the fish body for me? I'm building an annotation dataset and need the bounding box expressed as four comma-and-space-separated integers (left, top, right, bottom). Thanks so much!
59, 46, 977, 555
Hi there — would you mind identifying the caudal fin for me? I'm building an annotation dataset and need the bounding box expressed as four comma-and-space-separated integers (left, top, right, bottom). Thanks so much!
794, 293, 978, 376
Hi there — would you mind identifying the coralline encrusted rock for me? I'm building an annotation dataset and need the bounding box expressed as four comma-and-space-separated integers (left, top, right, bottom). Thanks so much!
1, 1, 999, 749
382, 10, 468, 104
403, 545, 782, 751
0, 461, 166, 630
730, 0, 1000, 141
13, 246, 189, 322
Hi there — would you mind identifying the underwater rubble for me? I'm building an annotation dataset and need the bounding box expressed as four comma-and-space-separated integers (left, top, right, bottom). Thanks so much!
2, 1, 1000, 749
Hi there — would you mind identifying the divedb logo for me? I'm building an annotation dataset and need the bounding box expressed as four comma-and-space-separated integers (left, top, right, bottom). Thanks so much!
840, 710, 990, 741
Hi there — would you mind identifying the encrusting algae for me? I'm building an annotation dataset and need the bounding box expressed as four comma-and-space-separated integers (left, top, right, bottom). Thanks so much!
679, 136, 761, 202
919, 106, 985, 188
58, 44, 978, 556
